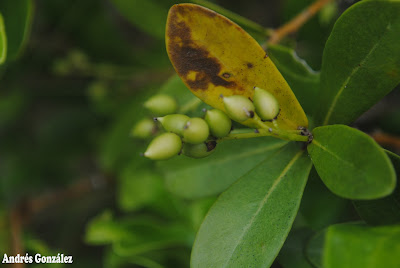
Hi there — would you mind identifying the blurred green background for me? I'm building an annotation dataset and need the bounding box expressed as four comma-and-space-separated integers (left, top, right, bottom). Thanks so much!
1, 0, 399, 267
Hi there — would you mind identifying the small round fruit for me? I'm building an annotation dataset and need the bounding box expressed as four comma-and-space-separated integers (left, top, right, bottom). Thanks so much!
156, 114, 189, 136
223, 95, 255, 122
131, 118, 156, 139
183, 118, 210, 144
144, 133, 182, 160
253, 87, 280, 121
204, 109, 232, 138
144, 94, 178, 116
182, 141, 217, 158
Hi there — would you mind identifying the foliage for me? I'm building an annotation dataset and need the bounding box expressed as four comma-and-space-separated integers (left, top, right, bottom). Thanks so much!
1, 0, 399, 268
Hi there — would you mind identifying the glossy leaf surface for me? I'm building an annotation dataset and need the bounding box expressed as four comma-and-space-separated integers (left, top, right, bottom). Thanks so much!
191, 143, 312, 267
158, 137, 287, 199
324, 223, 400, 268
308, 125, 396, 199
166, 4, 308, 130
315, 0, 400, 126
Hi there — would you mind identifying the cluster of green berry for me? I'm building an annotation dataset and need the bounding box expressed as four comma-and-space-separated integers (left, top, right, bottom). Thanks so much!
132, 87, 280, 161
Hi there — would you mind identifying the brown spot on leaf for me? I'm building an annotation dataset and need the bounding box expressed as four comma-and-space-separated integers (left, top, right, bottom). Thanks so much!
223, 73, 231, 78
247, 63, 253, 68
167, 5, 238, 91
264, 54, 269, 59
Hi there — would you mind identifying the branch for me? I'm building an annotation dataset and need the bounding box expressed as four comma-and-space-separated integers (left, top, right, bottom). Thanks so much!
371, 132, 400, 150
265, 0, 333, 47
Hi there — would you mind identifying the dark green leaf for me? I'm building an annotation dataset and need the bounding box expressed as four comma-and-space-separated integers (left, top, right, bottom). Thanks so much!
315, 0, 400, 126
0, 13, 6, 64
110, 0, 170, 39
308, 125, 396, 199
158, 137, 287, 199
277, 228, 314, 268
353, 150, 400, 225
324, 223, 400, 268
0, 0, 33, 60
191, 143, 312, 267
306, 229, 327, 268
300, 168, 350, 230
268, 44, 320, 115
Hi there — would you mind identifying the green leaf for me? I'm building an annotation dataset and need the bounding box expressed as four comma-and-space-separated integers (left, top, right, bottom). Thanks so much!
308, 125, 396, 199
191, 143, 312, 267
277, 228, 315, 268
300, 168, 350, 230
323, 223, 400, 268
0, 0, 33, 60
110, 0, 172, 39
158, 137, 287, 199
306, 229, 327, 268
85, 211, 193, 255
268, 44, 320, 115
353, 150, 400, 225
315, 0, 400, 126
0, 13, 6, 64
118, 166, 164, 212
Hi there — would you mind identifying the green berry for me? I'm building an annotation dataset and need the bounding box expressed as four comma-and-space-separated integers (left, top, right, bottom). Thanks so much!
144, 94, 178, 116
223, 95, 255, 122
131, 118, 156, 139
182, 141, 217, 158
144, 133, 182, 160
204, 109, 232, 138
157, 114, 189, 136
253, 87, 280, 121
183, 118, 210, 144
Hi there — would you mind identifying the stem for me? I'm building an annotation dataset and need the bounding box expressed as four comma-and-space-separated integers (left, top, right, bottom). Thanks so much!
190, 0, 273, 37
264, 0, 333, 47
371, 132, 400, 150
216, 128, 309, 143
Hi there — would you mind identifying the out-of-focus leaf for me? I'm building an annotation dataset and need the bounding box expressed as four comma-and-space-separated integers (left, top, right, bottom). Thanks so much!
323, 223, 400, 268
353, 150, 400, 225
118, 166, 164, 212
306, 228, 326, 268
111, 0, 170, 39
191, 143, 312, 267
308, 125, 396, 199
166, 4, 308, 130
0, 13, 6, 64
85, 211, 193, 256
0, 0, 33, 60
268, 44, 320, 115
315, 0, 400, 126
277, 228, 314, 268
158, 137, 287, 199
300, 168, 349, 230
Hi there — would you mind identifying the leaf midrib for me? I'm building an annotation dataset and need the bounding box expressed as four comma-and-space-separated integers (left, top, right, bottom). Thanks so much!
222, 149, 305, 268
322, 20, 392, 125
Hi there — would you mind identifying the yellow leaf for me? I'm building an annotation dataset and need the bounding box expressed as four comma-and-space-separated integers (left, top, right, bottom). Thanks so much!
166, 4, 308, 130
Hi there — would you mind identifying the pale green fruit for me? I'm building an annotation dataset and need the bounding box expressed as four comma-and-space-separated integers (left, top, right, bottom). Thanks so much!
144, 133, 182, 160
157, 114, 189, 136
204, 109, 232, 138
182, 141, 217, 158
144, 94, 178, 116
131, 118, 156, 139
223, 95, 255, 122
183, 118, 210, 144
253, 87, 280, 121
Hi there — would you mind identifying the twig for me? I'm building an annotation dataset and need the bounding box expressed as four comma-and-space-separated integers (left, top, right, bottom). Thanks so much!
265, 0, 333, 47
10, 207, 25, 268
371, 132, 400, 150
